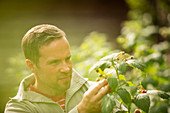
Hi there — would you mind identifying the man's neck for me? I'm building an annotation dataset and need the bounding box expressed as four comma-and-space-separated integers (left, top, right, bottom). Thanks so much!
34, 80, 66, 97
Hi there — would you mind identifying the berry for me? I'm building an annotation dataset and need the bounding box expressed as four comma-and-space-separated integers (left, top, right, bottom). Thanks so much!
102, 75, 107, 79
96, 78, 100, 82
116, 57, 119, 60
131, 98, 134, 103
142, 90, 147, 93
107, 66, 111, 68
134, 109, 141, 113
124, 58, 129, 62
99, 74, 103, 77
137, 90, 142, 93
121, 51, 125, 55
130, 56, 134, 59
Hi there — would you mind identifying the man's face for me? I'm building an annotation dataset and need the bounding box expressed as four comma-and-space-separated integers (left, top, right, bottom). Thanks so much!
35, 37, 72, 92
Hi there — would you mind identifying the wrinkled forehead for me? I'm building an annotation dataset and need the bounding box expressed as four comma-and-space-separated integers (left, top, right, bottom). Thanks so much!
39, 37, 71, 59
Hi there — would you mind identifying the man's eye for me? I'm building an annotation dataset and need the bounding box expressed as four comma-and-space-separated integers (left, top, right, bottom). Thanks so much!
66, 57, 71, 62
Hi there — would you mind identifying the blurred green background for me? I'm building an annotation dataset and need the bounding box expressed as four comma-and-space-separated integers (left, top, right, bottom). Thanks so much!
0, 0, 128, 112
1, 0, 170, 112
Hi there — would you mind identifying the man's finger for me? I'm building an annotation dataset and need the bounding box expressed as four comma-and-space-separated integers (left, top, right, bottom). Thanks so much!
98, 98, 103, 105
87, 79, 108, 96
95, 84, 111, 101
93, 79, 108, 95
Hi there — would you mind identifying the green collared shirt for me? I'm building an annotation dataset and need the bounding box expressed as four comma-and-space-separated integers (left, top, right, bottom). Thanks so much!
5, 69, 89, 113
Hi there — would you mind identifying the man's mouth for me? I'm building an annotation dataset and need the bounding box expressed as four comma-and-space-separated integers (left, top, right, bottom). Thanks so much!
60, 76, 70, 80
59, 71, 72, 80
59, 72, 72, 80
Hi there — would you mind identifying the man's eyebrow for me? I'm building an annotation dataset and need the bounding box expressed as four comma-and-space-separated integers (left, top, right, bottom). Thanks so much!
66, 55, 71, 59
47, 56, 71, 64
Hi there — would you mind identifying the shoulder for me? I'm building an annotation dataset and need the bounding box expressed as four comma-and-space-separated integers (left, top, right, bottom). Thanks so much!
72, 69, 97, 88
72, 69, 88, 86
5, 99, 33, 113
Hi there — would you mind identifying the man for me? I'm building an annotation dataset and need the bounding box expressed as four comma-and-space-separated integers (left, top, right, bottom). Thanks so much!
5, 24, 125, 113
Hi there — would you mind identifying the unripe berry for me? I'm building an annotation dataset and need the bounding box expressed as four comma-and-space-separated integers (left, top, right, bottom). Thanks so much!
130, 56, 134, 59
102, 75, 107, 79
131, 98, 134, 103
121, 51, 125, 55
134, 109, 141, 113
96, 78, 100, 82
137, 90, 142, 93
116, 57, 119, 60
99, 74, 103, 77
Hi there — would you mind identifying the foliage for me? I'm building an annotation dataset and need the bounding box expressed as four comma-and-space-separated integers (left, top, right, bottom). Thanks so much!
133, 93, 150, 113
101, 93, 116, 113
115, 0, 170, 112
5, 53, 31, 85
4, 0, 170, 112
89, 52, 170, 113
71, 32, 113, 81
5, 27, 170, 113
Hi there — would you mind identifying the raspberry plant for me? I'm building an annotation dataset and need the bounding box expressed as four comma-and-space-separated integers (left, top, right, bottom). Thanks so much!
89, 51, 170, 113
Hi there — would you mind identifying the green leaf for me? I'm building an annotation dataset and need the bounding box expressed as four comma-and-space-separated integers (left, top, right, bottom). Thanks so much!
117, 88, 132, 107
125, 59, 146, 72
101, 94, 116, 113
149, 103, 168, 113
118, 62, 127, 74
130, 86, 137, 96
107, 78, 118, 92
119, 75, 126, 81
98, 68, 104, 75
158, 92, 170, 99
141, 78, 158, 89
89, 61, 112, 73
144, 52, 163, 64
134, 93, 150, 113
147, 90, 170, 100
127, 81, 136, 86
100, 53, 120, 62
159, 83, 170, 92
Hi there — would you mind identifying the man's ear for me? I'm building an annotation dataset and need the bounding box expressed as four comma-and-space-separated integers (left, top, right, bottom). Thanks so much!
25, 59, 37, 73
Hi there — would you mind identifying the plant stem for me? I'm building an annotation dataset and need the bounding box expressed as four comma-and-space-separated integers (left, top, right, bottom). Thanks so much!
119, 82, 126, 87
113, 65, 120, 85
128, 106, 131, 113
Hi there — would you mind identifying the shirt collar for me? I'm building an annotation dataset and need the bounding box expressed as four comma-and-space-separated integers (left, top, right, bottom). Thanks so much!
12, 68, 87, 104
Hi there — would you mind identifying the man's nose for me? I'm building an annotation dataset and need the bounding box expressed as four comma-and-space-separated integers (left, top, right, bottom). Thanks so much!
60, 66, 70, 73
59, 61, 70, 73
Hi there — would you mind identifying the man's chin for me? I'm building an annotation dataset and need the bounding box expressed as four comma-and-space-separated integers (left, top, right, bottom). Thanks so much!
66, 81, 71, 89
60, 80, 71, 91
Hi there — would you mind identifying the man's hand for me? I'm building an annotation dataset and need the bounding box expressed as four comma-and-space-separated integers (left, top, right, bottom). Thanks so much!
77, 79, 111, 113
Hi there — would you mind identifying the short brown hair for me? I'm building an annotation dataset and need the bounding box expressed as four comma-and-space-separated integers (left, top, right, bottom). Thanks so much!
22, 24, 65, 66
